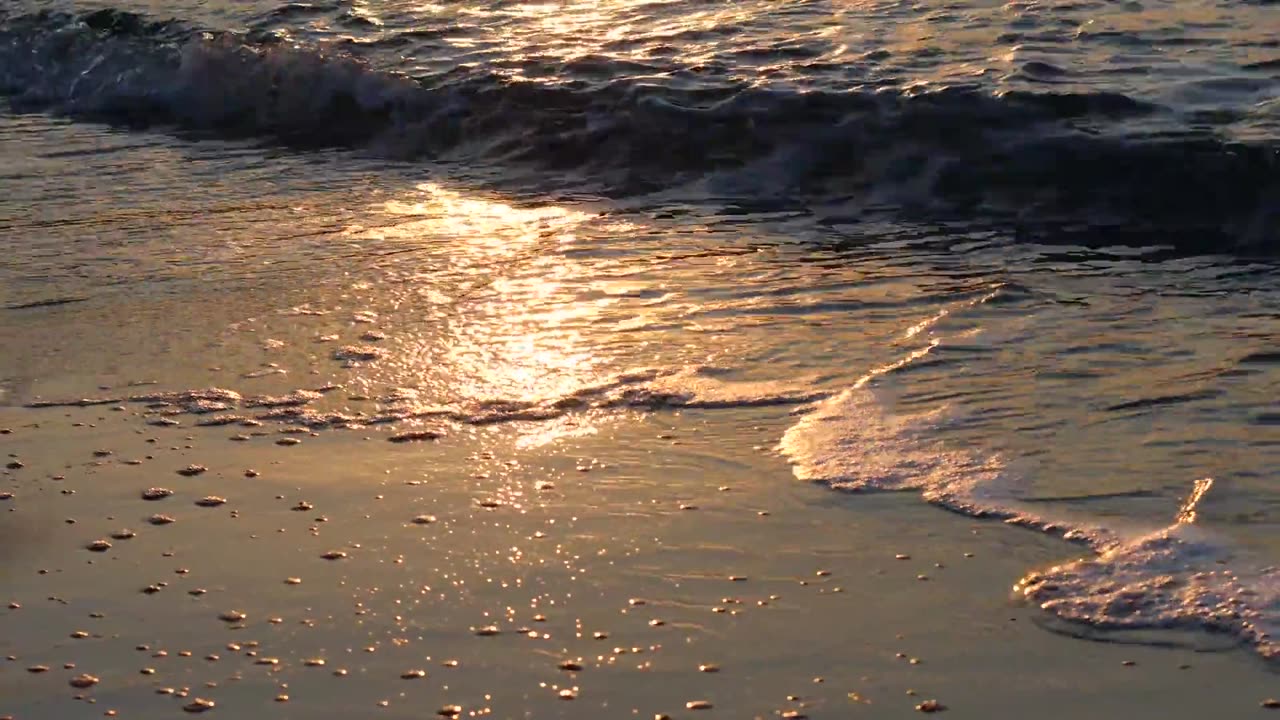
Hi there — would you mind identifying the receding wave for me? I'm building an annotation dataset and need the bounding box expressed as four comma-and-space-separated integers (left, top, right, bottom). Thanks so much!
1, 8, 1277, 250
777, 295, 1280, 663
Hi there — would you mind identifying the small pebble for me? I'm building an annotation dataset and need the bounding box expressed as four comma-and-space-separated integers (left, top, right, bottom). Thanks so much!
686, 701, 713, 710
195, 496, 226, 507
916, 699, 946, 713
142, 488, 173, 501
69, 674, 100, 689
176, 465, 207, 477
86, 540, 112, 552
183, 699, 216, 713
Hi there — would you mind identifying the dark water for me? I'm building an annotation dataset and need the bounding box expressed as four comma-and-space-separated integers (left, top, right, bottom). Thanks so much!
1, 0, 1278, 249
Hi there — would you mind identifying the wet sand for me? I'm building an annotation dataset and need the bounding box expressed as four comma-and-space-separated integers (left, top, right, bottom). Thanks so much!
3, 396, 1278, 719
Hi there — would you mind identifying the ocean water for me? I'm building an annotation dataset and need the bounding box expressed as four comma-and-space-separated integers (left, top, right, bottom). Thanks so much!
2, 0, 1279, 710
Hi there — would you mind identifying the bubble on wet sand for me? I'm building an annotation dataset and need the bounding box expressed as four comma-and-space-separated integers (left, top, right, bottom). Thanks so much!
333, 346, 385, 362
388, 430, 444, 443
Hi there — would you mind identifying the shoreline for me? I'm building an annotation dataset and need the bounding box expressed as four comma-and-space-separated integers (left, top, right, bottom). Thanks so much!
3, 400, 1278, 719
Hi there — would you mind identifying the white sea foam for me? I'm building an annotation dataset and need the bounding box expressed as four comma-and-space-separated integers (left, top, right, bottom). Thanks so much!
779, 350, 1280, 662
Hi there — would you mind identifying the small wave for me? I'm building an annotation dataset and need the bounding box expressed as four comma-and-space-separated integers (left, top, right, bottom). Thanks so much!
1, 9, 1277, 251
20, 365, 826, 432
779, 344, 1280, 662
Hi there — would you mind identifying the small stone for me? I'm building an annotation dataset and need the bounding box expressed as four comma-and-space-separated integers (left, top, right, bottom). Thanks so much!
276, 438, 301, 446
916, 700, 946, 713
110, 529, 136, 540
87, 540, 112, 552
69, 674, 100, 688
195, 496, 226, 507
177, 465, 207, 477
473, 626, 500, 636
698, 664, 720, 673
218, 610, 246, 623
28, 665, 50, 673
438, 706, 463, 717
183, 698, 215, 713
275, 695, 289, 702
321, 550, 347, 560
1261, 698, 1280, 709
686, 700, 713, 710
558, 661, 584, 671
285, 577, 302, 585
411, 515, 437, 525
142, 488, 173, 501
305, 658, 325, 666
401, 669, 427, 679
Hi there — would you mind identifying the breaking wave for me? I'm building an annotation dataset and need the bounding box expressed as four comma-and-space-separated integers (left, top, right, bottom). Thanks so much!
1, 8, 1277, 250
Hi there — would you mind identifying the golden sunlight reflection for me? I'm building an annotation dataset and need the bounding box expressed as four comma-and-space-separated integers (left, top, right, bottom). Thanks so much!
348, 184, 647, 445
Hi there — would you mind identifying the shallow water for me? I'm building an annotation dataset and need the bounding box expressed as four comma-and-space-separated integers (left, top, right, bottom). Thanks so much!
2, 0, 1280, 717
